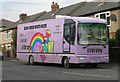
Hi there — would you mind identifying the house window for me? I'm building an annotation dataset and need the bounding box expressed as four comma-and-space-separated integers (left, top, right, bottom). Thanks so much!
95, 11, 111, 26
4, 31, 11, 40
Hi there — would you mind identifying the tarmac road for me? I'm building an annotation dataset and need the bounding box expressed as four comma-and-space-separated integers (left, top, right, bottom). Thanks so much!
2, 59, 118, 80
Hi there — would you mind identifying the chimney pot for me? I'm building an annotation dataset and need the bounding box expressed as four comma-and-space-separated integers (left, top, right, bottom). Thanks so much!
52, 2, 54, 5
51, 2, 59, 14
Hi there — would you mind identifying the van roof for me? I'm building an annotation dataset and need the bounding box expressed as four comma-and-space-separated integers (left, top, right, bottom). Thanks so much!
56, 16, 106, 24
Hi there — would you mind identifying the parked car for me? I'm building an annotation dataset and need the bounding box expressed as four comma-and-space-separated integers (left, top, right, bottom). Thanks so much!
0, 51, 3, 60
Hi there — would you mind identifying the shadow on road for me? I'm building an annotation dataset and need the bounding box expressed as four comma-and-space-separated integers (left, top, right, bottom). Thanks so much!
21, 62, 114, 69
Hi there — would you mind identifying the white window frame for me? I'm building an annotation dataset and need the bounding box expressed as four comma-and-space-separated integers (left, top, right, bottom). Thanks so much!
95, 11, 111, 26
4, 31, 11, 40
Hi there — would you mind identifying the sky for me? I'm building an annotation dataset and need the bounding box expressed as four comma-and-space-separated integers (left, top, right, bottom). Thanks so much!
0, 0, 119, 22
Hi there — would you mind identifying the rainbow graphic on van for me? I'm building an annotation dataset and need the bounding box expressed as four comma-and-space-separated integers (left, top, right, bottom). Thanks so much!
30, 32, 44, 52
29, 30, 54, 62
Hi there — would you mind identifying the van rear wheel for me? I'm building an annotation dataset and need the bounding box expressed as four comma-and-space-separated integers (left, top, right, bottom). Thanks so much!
28, 56, 34, 65
63, 57, 70, 68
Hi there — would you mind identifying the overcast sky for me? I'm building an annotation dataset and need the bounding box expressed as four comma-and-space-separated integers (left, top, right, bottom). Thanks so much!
0, 0, 119, 22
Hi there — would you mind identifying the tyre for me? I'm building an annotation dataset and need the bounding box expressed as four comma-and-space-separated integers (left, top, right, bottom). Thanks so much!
28, 56, 34, 65
62, 57, 70, 68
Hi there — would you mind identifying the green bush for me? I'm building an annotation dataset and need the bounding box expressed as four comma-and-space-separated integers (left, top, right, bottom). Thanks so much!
109, 29, 120, 63
2, 46, 7, 55
109, 38, 116, 47
115, 29, 120, 47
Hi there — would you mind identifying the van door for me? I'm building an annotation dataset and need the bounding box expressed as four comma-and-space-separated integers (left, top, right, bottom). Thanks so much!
63, 19, 75, 52
63, 24, 70, 52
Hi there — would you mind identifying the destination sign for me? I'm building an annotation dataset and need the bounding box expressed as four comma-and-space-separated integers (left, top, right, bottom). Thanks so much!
24, 24, 47, 30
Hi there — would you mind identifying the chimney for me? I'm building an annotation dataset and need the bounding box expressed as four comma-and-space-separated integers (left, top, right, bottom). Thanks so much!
19, 13, 27, 21
51, 2, 59, 14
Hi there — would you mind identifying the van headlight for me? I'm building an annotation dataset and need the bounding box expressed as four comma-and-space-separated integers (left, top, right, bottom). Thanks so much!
105, 56, 109, 59
77, 56, 86, 60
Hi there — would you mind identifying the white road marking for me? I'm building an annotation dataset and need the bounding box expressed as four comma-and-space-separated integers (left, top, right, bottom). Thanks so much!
98, 69, 107, 71
63, 71, 111, 78
98, 69, 112, 72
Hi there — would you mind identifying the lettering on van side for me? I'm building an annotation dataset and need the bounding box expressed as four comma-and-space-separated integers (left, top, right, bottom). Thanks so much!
22, 45, 31, 50
24, 24, 47, 30
53, 25, 62, 34
21, 39, 26, 43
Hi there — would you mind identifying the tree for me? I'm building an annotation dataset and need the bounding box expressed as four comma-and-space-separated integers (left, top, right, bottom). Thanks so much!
109, 38, 116, 47
11, 29, 17, 57
115, 29, 120, 47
